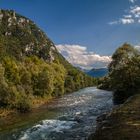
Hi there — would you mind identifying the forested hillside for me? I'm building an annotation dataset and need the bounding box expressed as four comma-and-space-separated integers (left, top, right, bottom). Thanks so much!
0, 10, 96, 113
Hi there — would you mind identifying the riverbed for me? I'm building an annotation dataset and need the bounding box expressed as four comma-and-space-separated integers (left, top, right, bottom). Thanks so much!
0, 87, 113, 140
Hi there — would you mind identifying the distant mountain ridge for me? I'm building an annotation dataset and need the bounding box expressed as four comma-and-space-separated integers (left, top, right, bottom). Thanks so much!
86, 68, 108, 78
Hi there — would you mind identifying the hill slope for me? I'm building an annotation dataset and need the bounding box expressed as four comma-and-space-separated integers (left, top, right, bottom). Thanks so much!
0, 10, 96, 113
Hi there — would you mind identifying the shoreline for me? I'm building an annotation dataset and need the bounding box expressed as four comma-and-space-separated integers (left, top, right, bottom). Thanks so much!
0, 86, 94, 119
88, 94, 140, 140
0, 96, 55, 119
0, 87, 91, 127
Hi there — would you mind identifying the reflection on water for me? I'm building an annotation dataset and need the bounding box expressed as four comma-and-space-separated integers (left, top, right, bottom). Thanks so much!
0, 87, 113, 140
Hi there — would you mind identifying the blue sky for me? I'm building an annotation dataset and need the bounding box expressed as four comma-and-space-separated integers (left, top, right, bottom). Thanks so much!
0, 0, 140, 68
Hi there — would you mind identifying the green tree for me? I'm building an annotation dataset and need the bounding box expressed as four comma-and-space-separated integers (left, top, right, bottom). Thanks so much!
99, 43, 140, 102
34, 68, 54, 97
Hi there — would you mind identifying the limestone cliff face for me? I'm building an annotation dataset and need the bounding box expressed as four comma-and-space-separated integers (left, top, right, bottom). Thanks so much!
0, 9, 57, 62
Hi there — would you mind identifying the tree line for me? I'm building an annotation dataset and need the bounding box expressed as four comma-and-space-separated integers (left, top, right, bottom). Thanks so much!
98, 43, 140, 103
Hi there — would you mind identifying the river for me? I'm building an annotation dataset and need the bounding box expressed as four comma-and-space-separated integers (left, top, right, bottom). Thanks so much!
0, 87, 113, 140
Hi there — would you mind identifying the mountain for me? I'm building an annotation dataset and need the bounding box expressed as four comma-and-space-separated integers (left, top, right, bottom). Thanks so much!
0, 10, 96, 112
0, 10, 68, 64
76, 67, 89, 73
87, 68, 108, 78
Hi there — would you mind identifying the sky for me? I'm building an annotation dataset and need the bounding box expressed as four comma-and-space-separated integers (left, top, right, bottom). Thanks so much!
0, 0, 140, 69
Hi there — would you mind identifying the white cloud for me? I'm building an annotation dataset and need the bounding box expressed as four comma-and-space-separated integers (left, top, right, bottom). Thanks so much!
130, 6, 140, 18
130, 6, 140, 14
109, 1, 140, 25
120, 18, 134, 24
109, 18, 134, 25
56, 44, 112, 69
109, 17, 135, 25
108, 21, 118, 25
129, 0, 137, 3
123, 15, 132, 18
135, 45, 140, 51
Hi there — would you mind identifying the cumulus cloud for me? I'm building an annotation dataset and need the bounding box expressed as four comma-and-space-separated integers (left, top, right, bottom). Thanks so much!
130, 6, 140, 18
124, 15, 132, 18
56, 44, 112, 69
109, 17, 135, 25
135, 45, 140, 51
109, 0, 140, 25
109, 17, 134, 25
120, 18, 134, 24
129, 0, 137, 3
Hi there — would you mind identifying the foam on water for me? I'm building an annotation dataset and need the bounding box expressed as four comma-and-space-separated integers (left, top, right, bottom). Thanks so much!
1, 87, 113, 140
19, 120, 77, 140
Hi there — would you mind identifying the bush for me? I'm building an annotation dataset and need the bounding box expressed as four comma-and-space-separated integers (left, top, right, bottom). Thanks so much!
15, 94, 31, 113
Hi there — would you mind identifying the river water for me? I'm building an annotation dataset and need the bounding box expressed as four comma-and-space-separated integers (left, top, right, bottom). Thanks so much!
0, 87, 113, 140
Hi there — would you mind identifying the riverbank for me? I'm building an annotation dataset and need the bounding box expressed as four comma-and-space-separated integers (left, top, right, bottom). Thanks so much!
0, 95, 54, 118
0, 87, 113, 140
0, 95, 59, 134
89, 94, 140, 140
